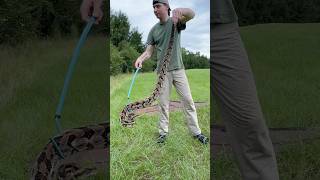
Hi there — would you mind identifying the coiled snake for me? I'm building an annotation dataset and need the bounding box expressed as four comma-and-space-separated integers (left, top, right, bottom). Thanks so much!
120, 24, 177, 127
30, 122, 109, 179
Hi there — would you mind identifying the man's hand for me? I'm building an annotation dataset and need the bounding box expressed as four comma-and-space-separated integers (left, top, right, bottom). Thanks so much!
135, 58, 143, 69
172, 8, 183, 25
134, 45, 154, 69
172, 8, 195, 25
80, 0, 103, 24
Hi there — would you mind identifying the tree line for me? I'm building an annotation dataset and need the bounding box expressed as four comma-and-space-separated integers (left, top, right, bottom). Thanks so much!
0, 0, 108, 45
1, 0, 319, 45
233, 0, 320, 26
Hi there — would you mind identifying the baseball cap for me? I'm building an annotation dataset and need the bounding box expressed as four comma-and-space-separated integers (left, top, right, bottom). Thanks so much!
153, 0, 171, 10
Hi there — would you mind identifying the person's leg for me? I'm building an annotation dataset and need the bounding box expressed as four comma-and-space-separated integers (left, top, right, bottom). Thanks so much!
158, 71, 173, 136
211, 22, 279, 180
172, 69, 201, 136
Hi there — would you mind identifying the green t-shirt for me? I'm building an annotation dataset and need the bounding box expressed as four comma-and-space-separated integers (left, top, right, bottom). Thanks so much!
146, 17, 184, 73
212, 0, 238, 23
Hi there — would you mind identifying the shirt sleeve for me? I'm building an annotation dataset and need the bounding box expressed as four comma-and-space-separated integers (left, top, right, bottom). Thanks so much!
146, 27, 155, 45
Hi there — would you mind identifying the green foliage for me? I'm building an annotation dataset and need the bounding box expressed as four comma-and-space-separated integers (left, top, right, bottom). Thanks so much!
182, 48, 209, 69
233, 0, 320, 26
118, 41, 139, 73
110, 10, 153, 74
110, 11, 130, 47
140, 56, 157, 72
0, 0, 108, 45
0, 0, 42, 44
110, 43, 124, 76
128, 28, 145, 53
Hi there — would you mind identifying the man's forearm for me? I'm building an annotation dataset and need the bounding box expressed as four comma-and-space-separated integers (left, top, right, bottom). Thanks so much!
178, 8, 195, 23
138, 51, 151, 62
138, 45, 154, 62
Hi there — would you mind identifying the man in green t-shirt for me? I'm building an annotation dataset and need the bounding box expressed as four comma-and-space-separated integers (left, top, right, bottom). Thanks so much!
134, 0, 208, 144
212, 0, 279, 179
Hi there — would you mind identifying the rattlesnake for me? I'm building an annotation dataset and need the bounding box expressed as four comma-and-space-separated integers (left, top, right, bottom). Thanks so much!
30, 122, 109, 179
120, 24, 178, 127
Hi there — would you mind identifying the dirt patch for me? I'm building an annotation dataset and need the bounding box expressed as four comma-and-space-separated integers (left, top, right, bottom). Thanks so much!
211, 125, 320, 157
135, 100, 208, 115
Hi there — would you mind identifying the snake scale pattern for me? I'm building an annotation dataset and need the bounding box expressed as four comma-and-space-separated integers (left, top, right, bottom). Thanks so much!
120, 24, 177, 127
30, 122, 109, 179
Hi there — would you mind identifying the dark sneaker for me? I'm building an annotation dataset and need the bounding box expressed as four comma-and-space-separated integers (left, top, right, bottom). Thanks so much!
194, 133, 209, 144
157, 134, 167, 143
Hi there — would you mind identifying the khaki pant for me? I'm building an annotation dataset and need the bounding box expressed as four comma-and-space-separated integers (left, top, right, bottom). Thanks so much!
211, 22, 279, 180
158, 69, 201, 136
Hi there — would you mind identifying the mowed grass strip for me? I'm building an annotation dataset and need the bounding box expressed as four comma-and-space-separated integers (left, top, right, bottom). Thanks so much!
111, 69, 210, 179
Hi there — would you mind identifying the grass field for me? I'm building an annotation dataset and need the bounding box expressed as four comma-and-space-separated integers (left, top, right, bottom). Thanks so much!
1, 23, 320, 180
213, 23, 320, 179
0, 36, 107, 179
110, 69, 210, 179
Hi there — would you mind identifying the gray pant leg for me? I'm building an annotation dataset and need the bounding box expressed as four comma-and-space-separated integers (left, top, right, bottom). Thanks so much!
172, 69, 201, 136
158, 69, 202, 136
211, 22, 279, 180
158, 71, 173, 136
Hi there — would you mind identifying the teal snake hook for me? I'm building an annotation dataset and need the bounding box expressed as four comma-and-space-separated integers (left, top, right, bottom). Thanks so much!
127, 67, 141, 104
54, 16, 96, 133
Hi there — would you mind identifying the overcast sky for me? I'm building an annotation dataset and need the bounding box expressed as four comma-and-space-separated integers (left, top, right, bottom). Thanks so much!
111, 0, 210, 58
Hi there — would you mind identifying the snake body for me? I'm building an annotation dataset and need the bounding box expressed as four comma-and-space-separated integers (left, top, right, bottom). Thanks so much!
120, 24, 177, 126
31, 122, 109, 179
